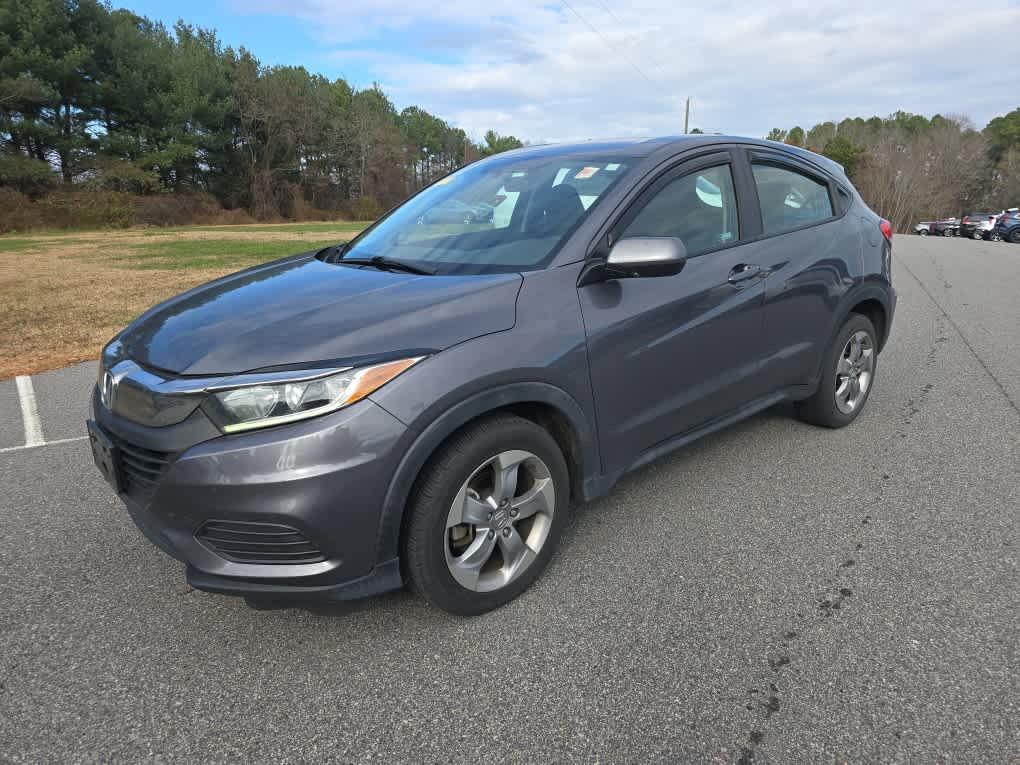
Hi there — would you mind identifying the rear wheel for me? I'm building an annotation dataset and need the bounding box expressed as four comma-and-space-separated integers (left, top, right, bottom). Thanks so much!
918, 229, 929, 236
796, 314, 878, 428
972, 229, 983, 240
1009, 229, 1020, 244
403, 415, 569, 615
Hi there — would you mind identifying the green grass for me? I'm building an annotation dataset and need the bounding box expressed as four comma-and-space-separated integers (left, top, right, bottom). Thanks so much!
0, 238, 41, 253
111, 237, 350, 270
142, 221, 373, 236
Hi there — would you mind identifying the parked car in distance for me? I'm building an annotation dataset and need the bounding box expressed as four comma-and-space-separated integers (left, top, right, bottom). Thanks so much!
87, 136, 896, 615
913, 218, 958, 236
960, 212, 997, 240
992, 209, 1020, 243
418, 199, 495, 225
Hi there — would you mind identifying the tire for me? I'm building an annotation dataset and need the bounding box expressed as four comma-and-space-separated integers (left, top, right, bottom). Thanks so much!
918, 229, 929, 236
1009, 229, 1020, 244
402, 414, 569, 616
972, 229, 983, 240
795, 314, 878, 429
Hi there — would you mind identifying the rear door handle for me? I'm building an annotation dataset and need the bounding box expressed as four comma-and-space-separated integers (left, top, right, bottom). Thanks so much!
727, 263, 763, 284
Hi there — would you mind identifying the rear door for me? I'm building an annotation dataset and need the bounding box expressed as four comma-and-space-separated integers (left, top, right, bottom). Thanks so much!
577, 149, 771, 474
743, 151, 859, 391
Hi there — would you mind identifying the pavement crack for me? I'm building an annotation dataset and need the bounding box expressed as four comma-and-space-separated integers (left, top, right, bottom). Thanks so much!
897, 255, 1020, 417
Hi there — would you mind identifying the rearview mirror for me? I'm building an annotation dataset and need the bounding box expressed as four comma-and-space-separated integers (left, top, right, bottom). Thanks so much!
606, 237, 687, 278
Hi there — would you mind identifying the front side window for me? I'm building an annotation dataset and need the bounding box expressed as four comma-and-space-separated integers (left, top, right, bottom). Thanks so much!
621, 164, 739, 257
340, 155, 633, 274
752, 164, 833, 235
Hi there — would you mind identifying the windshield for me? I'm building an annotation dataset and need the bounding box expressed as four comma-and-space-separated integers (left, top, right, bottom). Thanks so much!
340, 154, 633, 274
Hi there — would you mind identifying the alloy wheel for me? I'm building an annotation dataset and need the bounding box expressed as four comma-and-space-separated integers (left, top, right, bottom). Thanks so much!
835, 331, 875, 414
444, 450, 555, 592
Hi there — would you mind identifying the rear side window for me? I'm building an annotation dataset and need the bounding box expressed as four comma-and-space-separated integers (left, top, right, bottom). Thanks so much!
621, 164, 739, 257
752, 164, 833, 235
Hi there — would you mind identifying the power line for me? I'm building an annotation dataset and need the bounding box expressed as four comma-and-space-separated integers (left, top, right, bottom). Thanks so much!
557, 0, 661, 91
587, 0, 672, 83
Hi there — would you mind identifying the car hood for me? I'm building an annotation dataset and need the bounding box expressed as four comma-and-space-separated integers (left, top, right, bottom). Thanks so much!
120, 253, 522, 376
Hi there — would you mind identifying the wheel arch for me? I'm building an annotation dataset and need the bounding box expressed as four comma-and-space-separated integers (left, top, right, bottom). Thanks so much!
809, 281, 894, 388
848, 296, 889, 352
839, 282, 893, 350
374, 382, 600, 565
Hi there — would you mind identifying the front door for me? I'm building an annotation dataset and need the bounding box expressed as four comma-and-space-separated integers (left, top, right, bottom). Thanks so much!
578, 153, 768, 474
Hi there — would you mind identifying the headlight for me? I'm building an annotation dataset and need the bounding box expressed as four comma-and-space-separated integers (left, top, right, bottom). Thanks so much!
205, 357, 423, 433
98, 337, 125, 381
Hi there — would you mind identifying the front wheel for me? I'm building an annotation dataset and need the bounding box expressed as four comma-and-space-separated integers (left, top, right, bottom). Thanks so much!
918, 229, 929, 236
402, 415, 569, 615
1010, 229, 1020, 244
796, 314, 878, 428
972, 229, 983, 240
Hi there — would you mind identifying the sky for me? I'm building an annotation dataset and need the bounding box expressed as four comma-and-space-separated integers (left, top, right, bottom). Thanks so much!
120, 0, 1020, 144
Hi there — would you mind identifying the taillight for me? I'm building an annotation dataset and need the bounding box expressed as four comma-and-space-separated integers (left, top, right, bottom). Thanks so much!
962, 216, 969, 224
880, 219, 893, 242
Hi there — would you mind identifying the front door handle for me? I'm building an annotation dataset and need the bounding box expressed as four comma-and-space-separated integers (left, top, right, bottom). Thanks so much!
727, 263, 763, 285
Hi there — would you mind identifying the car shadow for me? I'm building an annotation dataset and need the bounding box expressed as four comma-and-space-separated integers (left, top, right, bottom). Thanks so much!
260, 402, 803, 619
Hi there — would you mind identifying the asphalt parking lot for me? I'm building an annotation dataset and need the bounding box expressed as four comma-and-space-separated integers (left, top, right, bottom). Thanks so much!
1, 236, 1017, 762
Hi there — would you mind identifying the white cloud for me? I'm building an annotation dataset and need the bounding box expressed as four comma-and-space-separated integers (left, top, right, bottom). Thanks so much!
242, 0, 1020, 141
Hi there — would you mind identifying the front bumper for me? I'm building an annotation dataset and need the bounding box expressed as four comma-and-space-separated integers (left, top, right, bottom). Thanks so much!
91, 386, 411, 602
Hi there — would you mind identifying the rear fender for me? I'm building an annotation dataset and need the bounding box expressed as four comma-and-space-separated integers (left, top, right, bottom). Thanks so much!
809, 280, 895, 387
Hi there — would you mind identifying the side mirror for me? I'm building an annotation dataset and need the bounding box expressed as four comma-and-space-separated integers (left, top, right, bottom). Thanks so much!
577, 237, 687, 286
612, 236, 688, 275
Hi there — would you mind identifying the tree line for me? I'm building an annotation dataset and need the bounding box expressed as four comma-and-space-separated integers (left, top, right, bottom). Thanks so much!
0, 0, 523, 223
2, 2, 1018, 231
766, 109, 1020, 231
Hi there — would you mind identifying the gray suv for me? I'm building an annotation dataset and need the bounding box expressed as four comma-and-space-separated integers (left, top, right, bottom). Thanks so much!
88, 136, 896, 615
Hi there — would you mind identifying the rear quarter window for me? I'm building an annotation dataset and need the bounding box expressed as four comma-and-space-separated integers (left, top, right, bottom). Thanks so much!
834, 186, 852, 215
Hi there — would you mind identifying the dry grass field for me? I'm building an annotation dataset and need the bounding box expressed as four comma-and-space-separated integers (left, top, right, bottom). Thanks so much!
0, 222, 368, 379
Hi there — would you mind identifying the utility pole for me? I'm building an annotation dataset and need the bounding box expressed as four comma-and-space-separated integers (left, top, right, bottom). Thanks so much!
683, 98, 690, 135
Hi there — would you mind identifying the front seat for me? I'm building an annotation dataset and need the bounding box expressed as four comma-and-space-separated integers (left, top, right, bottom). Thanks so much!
524, 184, 585, 237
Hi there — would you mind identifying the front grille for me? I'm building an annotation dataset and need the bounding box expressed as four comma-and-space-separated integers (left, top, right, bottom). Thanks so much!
195, 520, 327, 565
109, 433, 174, 499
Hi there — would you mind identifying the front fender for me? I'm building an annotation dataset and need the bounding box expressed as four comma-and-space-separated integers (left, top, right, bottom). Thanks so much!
367, 263, 599, 565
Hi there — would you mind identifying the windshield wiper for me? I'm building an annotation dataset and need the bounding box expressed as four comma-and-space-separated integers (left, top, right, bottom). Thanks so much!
339, 255, 435, 276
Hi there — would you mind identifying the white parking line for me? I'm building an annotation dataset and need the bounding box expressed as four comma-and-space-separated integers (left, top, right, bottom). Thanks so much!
15, 375, 45, 447
0, 435, 88, 455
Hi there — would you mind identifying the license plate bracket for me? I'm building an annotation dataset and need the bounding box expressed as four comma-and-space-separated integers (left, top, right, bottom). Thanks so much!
87, 420, 123, 493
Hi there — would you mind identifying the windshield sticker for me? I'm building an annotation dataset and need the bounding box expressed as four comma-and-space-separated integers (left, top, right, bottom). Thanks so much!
575, 166, 600, 179
606, 163, 621, 171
